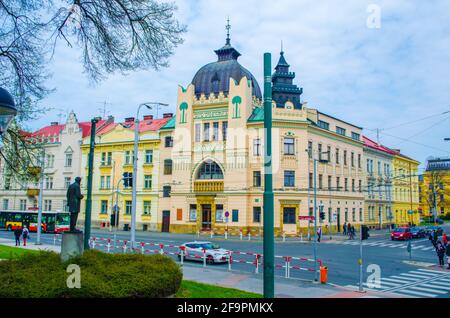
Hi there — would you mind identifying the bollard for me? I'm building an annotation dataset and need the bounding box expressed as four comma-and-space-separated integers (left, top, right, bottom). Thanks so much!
113, 234, 117, 249
53, 234, 57, 246
210, 230, 214, 238
282, 231, 286, 242
197, 230, 200, 238
179, 246, 185, 266
255, 254, 260, 274
203, 248, 207, 267
248, 232, 251, 241
107, 238, 111, 253
141, 242, 145, 255
284, 256, 292, 278
225, 229, 228, 240
240, 229, 243, 240
300, 233, 303, 242
159, 244, 164, 255
320, 266, 328, 284
123, 240, 128, 253
92, 237, 96, 249
228, 251, 232, 271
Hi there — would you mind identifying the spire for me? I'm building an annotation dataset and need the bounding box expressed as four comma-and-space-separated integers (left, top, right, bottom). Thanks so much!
276, 44, 289, 69
226, 17, 231, 45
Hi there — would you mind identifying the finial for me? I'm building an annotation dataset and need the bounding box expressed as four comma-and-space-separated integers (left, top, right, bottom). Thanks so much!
226, 17, 231, 45
281, 40, 284, 55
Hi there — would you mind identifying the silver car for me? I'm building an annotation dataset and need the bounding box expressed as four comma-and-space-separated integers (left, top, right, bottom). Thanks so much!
178, 241, 230, 264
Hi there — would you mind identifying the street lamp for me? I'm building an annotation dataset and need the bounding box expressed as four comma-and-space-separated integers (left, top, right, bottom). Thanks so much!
131, 102, 168, 248
0, 87, 17, 137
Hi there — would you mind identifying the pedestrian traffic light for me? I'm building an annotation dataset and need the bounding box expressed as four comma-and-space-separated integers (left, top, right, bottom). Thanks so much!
361, 225, 370, 240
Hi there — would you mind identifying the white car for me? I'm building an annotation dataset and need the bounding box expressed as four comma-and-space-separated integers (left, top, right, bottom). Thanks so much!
178, 241, 230, 264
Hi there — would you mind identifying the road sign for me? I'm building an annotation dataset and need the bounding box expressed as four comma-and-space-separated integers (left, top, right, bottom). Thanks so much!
224, 216, 229, 223
407, 210, 414, 215
299, 216, 315, 221
225, 211, 230, 218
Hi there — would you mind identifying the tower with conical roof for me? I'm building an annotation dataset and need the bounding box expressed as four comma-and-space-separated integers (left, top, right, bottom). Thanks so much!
271, 47, 303, 109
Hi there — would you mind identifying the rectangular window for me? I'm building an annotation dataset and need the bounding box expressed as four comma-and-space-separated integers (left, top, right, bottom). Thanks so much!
125, 151, 134, 165
215, 204, 224, 222
318, 143, 322, 160
232, 209, 239, 222
203, 123, 210, 141
308, 141, 313, 159
107, 152, 112, 165
336, 177, 340, 191
253, 138, 261, 156
318, 174, 323, 190
125, 201, 132, 215
101, 152, 106, 165
144, 175, 152, 189
345, 208, 348, 222
253, 171, 261, 187
352, 208, 356, 222
163, 186, 171, 197
64, 177, 71, 189
336, 126, 346, 136
352, 179, 355, 192
65, 153, 73, 167
378, 161, 381, 175
143, 201, 152, 215
283, 207, 296, 224
195, 123, 201, 142
189, 204, 197, 221
45, 176, 53, 189
309, 173, 313, 189
327, 145, 331, 161
145, 150, 153, 164
284, 137, 295, 155
222, 121, 228, 141
284, 170, 295, 187
100, 176, 105, 189
358, 154, 361, 169
351, 152, 354, 167
351, 132, 360, 141
336, 149, 340, 164
253, 207, 261, 223
19, 199, 26, 211
106, 176, 111, 189
165, 136, 173, 147
317, 120, 329, 130
164, 159, 173, 175
343, 150, 347, 166
328, 176, 332, 190
101, 200, 108, 214
44, 200, 52, 211
212, 122, 219, 141
344, 178, 348, 191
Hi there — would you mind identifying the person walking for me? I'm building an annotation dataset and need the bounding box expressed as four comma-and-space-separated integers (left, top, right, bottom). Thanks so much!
14, 226, 22, 246
317, 227, 322, 243
436, 241, 445, 267
442, 232, 448, 247
430, 230, 437, 249
343, 222, 347, 236
445, 243, 450, 270
22, 226, 29, 247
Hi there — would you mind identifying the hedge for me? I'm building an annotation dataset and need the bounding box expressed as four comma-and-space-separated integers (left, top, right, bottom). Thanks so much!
0, 250, 182, 298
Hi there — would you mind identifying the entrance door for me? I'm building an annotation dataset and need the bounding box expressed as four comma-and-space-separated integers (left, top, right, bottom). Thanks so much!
201, 204, 212, 230
337, 209, 341, 232
162, 210, 170, 232
283, 207, 297, 234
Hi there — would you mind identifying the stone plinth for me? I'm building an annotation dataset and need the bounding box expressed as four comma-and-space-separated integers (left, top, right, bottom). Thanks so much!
61, 231, 84, 262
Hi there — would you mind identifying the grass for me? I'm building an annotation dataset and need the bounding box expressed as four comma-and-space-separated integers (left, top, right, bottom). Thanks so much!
176, 280, 262, 298
0, 245, 38, 260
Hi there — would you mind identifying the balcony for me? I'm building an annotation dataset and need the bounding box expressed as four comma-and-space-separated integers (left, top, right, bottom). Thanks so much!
194, 180, 224, 193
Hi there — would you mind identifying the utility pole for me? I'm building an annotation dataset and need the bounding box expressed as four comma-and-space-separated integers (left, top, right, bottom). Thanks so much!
36, 148, 45, 245
263, 52, 274, 298
313, 158, 318, 281
84, 118, 98, 250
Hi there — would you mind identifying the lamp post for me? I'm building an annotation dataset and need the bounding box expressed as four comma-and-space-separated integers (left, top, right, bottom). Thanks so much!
131, 102, 168, 248
0, 87, 17, 140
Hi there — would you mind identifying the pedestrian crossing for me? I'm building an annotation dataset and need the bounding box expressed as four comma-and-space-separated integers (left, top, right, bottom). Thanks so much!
345, 268, 450, 298
330, 239, 435, 251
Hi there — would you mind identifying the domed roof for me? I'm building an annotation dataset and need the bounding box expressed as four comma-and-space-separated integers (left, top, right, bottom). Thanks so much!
191, 33, 262, 99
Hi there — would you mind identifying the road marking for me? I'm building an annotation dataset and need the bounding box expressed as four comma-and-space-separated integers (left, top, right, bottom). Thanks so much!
419, 283, 450, 290
401, 273, 432, 279
416, 268, 445, 274
395, 289, 438, 298
408, 286, 447, 294
382, 278, 412, 284
409, 271, 438, 277
390, 276, 418, 281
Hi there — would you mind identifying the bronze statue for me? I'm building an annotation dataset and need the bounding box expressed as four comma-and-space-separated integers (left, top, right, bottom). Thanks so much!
66, 177, 84, 232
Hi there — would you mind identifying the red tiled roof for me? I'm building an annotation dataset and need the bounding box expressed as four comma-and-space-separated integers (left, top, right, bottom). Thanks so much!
31, 120, 107, 139
100, 117, 171, 135
363, 136, 398, 155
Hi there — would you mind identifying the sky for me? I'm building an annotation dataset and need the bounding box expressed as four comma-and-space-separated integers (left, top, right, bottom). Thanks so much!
27, 0, 450, 171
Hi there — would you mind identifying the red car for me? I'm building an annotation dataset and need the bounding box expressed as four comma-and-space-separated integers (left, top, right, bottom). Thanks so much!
391, 227, 412, 241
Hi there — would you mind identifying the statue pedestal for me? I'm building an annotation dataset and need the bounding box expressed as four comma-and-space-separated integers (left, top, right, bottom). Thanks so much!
61, 231, 84, 262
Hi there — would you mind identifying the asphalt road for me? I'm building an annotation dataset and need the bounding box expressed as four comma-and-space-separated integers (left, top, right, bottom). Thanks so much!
2, 224, 449, 298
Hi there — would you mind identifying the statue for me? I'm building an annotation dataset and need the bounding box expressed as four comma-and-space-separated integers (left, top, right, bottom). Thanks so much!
66, 177, 84, 232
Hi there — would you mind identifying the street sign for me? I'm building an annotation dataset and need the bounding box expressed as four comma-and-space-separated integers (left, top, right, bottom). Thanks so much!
299, 216, 315, 221
225, 211, 229, 218
407, 210, 414, 215
224, 217, 229, 223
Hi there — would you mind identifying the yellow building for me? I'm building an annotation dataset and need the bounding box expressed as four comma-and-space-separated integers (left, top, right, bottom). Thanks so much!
79, 115, 172, 231
419, 157, 450, 220
392, 152, 420, 226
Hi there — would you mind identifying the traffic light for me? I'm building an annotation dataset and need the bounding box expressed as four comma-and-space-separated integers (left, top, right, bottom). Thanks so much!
110, 205, 120, 227
361, 225, 370, 240
320, 212, 326, 221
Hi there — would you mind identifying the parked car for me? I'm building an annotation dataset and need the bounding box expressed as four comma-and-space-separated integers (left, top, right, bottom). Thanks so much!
410, 227, 426, 239
390, 227, 412, 241
178, 241, 230, 264
425, 226, 443, 236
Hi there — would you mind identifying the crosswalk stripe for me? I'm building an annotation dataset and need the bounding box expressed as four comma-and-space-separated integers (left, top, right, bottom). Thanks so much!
401, 273, 431, 279
362, 283, 383, 289
382, 278, 412, 284
409, 271, 438, 277
408, 286, 447, 294
379, 281, 401, 287
423, 280, 450, 287
419, 283, 450, 290
394, 289, 438, 298
416, 269, 445, 274
390, 276, 419, 281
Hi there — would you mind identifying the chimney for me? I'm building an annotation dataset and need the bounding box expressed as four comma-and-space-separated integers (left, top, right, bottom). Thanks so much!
392, 149, 401, 153
124, 117, 135, 123
50, 122, 59, 126
143, 115, 153, 120
163, 113, 173, 118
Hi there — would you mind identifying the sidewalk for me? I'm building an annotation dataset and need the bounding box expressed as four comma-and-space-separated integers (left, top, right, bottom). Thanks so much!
0, 238, 61, 253
181, 265, 401, 298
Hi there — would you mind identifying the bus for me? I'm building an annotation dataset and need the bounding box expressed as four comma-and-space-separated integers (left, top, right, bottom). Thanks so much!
0, 210, 70, 233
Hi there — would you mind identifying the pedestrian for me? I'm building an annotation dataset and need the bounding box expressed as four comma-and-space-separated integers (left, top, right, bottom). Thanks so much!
22, 226, 29, 247
445, 244, 450, 270
442, 232, 448, 247
351, 225, 356, 240
432, 230, 438, 247
14, 226, 22, 246
436, 241, 445, 267
317, 227, 322, 242
430, 230, 437, 248
343, 222, 347, 236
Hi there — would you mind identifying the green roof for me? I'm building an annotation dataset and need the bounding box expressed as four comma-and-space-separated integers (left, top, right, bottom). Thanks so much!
247, 107, 264, 122
161, 115, 176, 130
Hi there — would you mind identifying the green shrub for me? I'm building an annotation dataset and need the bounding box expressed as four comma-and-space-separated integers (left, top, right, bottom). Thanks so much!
0, 250, 182, 298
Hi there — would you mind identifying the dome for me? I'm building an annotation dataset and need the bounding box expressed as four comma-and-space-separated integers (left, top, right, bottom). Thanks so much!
191, 39, 262, 100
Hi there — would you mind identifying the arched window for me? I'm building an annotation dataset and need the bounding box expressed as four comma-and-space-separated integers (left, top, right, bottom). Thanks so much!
197, 160, 224, 180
